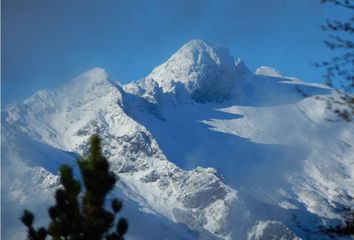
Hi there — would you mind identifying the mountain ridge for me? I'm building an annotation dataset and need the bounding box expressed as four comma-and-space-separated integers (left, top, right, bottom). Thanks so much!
2, 40, 353, 240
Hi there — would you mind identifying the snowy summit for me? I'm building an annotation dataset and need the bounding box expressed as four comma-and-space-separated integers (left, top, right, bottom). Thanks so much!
147, 39, 246, 102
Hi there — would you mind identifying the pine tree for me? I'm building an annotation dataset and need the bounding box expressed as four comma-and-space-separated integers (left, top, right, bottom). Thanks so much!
317, 0, 354, 121
320, 200, 354, 237
21, 135, 128, 240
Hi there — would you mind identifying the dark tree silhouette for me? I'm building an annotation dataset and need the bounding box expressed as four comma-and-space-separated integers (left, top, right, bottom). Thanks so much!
21, 135, 128, 240
314, 2, 354, 238
318, 193, 354, 237
317, 0, 354, 121
322, 212, 354, 237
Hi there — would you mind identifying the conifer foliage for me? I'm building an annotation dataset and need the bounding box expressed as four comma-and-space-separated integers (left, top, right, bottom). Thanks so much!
21, 135, 128, 240
318, 0, 354, 121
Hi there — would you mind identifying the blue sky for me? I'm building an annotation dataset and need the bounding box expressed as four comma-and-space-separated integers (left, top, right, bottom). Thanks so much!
2, 0, 349, 106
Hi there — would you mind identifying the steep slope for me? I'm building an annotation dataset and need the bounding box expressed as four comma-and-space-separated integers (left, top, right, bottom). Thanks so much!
2, 65, 249, 239
1, 129, 197, 240
2, 40, 353, 240
124, 40, 353, 238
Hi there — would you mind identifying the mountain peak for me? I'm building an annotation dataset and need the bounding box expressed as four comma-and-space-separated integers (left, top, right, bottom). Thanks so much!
57, 67, 121, 99
58, 67, 124, 106
255, 66, 283, 77
73, 67, 111, 85
177, 39, 218, 52
147, 39, 242, 102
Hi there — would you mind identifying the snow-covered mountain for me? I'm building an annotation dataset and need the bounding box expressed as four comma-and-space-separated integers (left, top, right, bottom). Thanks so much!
2, 39, 353, 240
